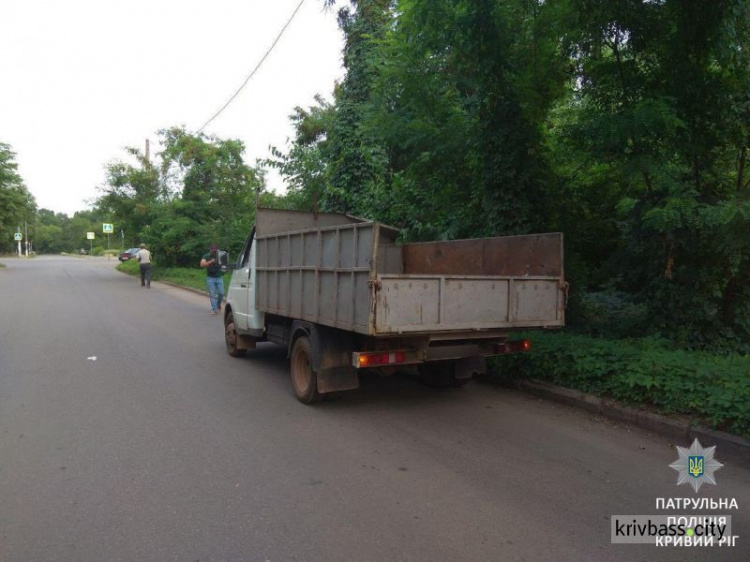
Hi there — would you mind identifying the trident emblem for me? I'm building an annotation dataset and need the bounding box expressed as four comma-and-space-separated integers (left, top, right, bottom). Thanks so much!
670, 439, 722, 492
689, 456, 704, 478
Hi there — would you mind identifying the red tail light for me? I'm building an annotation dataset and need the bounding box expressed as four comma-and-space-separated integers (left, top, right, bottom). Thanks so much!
493, 339, 531, 355
354, 351, 406, 369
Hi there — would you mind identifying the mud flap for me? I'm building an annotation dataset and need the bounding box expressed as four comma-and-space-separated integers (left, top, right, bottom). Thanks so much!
236, 335, 257, 351
303, 323, 359, 394
317, 366, 360, 393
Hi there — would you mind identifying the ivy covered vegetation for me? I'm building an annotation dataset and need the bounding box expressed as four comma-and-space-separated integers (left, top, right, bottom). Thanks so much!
3, 1, 749, 366
493, 332, 750, 438
270, 0, 750, 355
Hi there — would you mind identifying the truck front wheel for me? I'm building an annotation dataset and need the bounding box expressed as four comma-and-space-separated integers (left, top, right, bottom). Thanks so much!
290, 336, 322, 404
224, 312, 247, 357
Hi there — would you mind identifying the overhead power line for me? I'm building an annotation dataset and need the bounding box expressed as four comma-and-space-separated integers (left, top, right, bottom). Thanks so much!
198, 0, 307, 133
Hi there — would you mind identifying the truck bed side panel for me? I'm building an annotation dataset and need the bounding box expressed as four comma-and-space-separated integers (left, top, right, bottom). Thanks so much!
256, 222, 377, 335
375, 275, 563, 334
401, 234, 563, 277
255, 210, 565, 337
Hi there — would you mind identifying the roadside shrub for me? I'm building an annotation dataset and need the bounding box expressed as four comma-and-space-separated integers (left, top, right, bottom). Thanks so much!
117, 259, 139, 274
116, 261, 208, 292
91, 246, 105, 256
575, 289, 649, 339
492, 332, 750, 438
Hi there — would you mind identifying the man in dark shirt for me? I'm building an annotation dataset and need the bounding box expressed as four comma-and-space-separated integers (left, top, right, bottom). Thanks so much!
200, 243, 224, 315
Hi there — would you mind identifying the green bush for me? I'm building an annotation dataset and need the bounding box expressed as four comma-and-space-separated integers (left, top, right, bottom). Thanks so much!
573, 289, 649, 339
493, 332, 750, 438
117, 259, 139, 274
91, 246, 105, 256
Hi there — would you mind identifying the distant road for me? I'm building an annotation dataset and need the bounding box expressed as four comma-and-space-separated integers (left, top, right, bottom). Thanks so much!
0, 256, 748, 561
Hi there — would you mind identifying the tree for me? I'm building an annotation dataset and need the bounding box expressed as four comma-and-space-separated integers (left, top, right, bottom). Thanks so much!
157, 128, 262, 265
0, 143, 36, 254
362, 0, 568, 239
315, 1, 394, 217
551, 0, 750, 349
267, 95, 336, 211
245, 0, 750, 350
96, 128, 264, 267
97, 146, 161, 250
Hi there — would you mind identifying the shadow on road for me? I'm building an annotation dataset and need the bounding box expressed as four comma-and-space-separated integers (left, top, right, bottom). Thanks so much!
229, 342, 473, 409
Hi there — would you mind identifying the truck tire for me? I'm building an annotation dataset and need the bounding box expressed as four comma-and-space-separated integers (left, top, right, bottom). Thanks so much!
418, 360, 469, 388
290, 336, 322, 404
224, 312, 247, 357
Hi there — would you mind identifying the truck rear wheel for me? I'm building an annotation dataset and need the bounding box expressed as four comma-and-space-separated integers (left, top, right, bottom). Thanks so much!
290, 336, 322, 404
224, 312, 246, 357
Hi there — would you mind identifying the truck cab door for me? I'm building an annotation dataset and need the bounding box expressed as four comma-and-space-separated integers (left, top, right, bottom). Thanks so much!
229, 230, 254, 331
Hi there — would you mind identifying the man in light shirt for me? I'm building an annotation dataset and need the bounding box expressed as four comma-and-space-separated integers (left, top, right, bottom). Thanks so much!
136, 243, 152, 289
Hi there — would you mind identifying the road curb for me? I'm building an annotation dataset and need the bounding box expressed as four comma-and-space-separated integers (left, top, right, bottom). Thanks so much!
519, 379, 750, 467
156, 279, 207, 297
115, 267, 209, 297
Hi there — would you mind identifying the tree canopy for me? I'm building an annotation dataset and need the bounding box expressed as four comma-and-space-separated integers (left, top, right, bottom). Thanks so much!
6, 0, 749, 352
95, 128, 264, 266
268, 0, 750, 352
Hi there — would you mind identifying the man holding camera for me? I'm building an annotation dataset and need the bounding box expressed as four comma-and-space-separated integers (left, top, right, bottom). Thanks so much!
200, 243, 224, 315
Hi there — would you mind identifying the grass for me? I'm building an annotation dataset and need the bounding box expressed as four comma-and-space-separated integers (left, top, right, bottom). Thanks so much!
116, 259, 210, 292
492, 331, 750, 439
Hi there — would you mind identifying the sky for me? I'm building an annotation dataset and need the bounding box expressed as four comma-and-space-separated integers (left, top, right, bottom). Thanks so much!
0, 0, 345, 216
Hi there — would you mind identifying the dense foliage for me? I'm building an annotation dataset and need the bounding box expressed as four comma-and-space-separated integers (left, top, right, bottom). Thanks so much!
493, 332, 750, 438
268, 0, 750, 352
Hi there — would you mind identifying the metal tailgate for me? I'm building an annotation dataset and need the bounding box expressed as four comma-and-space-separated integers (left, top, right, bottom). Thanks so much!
373, 233, 565, 335
374, 274, 563, 334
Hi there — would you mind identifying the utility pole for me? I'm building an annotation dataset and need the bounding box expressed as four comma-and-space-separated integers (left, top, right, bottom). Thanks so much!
17, 225, 21, 256
24, 220, 29, 256
145, 138, 150, 164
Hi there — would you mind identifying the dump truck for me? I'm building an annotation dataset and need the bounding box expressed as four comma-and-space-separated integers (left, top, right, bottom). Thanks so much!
224, 208, 566, 403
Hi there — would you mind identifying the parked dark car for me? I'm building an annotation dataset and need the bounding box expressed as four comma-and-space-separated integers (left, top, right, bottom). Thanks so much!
118, 247, 141, 262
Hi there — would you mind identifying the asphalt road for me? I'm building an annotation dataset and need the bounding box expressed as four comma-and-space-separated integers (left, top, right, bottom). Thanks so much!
0, 256, 748, 562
